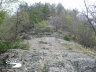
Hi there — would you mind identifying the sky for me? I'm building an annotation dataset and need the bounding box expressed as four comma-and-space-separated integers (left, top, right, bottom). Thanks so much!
24, 0, 96, 12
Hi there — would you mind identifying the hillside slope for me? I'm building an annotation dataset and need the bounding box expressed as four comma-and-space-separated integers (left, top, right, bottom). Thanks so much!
0, 37, 96, 72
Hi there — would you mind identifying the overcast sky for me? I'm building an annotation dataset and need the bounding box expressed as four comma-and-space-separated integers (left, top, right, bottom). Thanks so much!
24, 0, 96, 12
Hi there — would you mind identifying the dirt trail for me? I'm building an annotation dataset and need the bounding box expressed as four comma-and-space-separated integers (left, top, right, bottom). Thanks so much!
0, 37, 96, 72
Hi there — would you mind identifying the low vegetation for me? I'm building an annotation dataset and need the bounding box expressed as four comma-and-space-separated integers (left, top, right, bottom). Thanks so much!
0, 40, 28, 54
64, 41, 96, 57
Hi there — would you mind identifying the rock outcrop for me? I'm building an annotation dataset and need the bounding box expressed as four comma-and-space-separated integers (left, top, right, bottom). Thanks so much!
0, 37, 96, 72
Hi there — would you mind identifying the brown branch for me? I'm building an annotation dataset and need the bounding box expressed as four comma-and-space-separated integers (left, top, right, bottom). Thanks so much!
84, 0, 96, 35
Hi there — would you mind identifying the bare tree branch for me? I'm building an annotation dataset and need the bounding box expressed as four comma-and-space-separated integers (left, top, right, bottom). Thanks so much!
84, 0, 96, 35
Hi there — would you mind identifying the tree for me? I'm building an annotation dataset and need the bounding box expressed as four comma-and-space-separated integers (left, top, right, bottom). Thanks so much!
0, 10, 7, 25
49, 4, 56, 16
0, 0, 18, 9
42, 3, 50, 20
0, 0, 19, 25
84, 0, 96, 35
56, 3, 65, 15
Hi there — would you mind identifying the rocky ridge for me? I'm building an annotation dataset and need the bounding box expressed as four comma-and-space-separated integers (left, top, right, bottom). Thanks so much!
0, 37, 96, 72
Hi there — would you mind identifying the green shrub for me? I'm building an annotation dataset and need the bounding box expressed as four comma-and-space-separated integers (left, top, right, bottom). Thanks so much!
0, 11, 7, 25
64, 33, 76, 41
35, 21, 48, 29
44, 27, 53, 32
0, 40, 28, 54
64, 35, 71, 41
35, 21, 53, 33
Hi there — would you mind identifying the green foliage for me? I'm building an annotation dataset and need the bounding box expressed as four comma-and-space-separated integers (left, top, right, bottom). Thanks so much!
64, 35, 71, 41
0, 18, 29, 53
34, 21, 53, 33
64, 36, 70, 41
77, 24, 96, 48
30, 6, 42, 24
0, 11, 28, 54
0, 1, 30, 54
63, 33, 75, 41
42, 3, 50, 19
63, 10, 77, 31
14, 2, 51, 32
0, 1, 96, 54
28, 3, 50, 25
0, 40, 28, 54
0, 11, 7, 25
44, 27, 53, 32
35, 21, 48, 28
